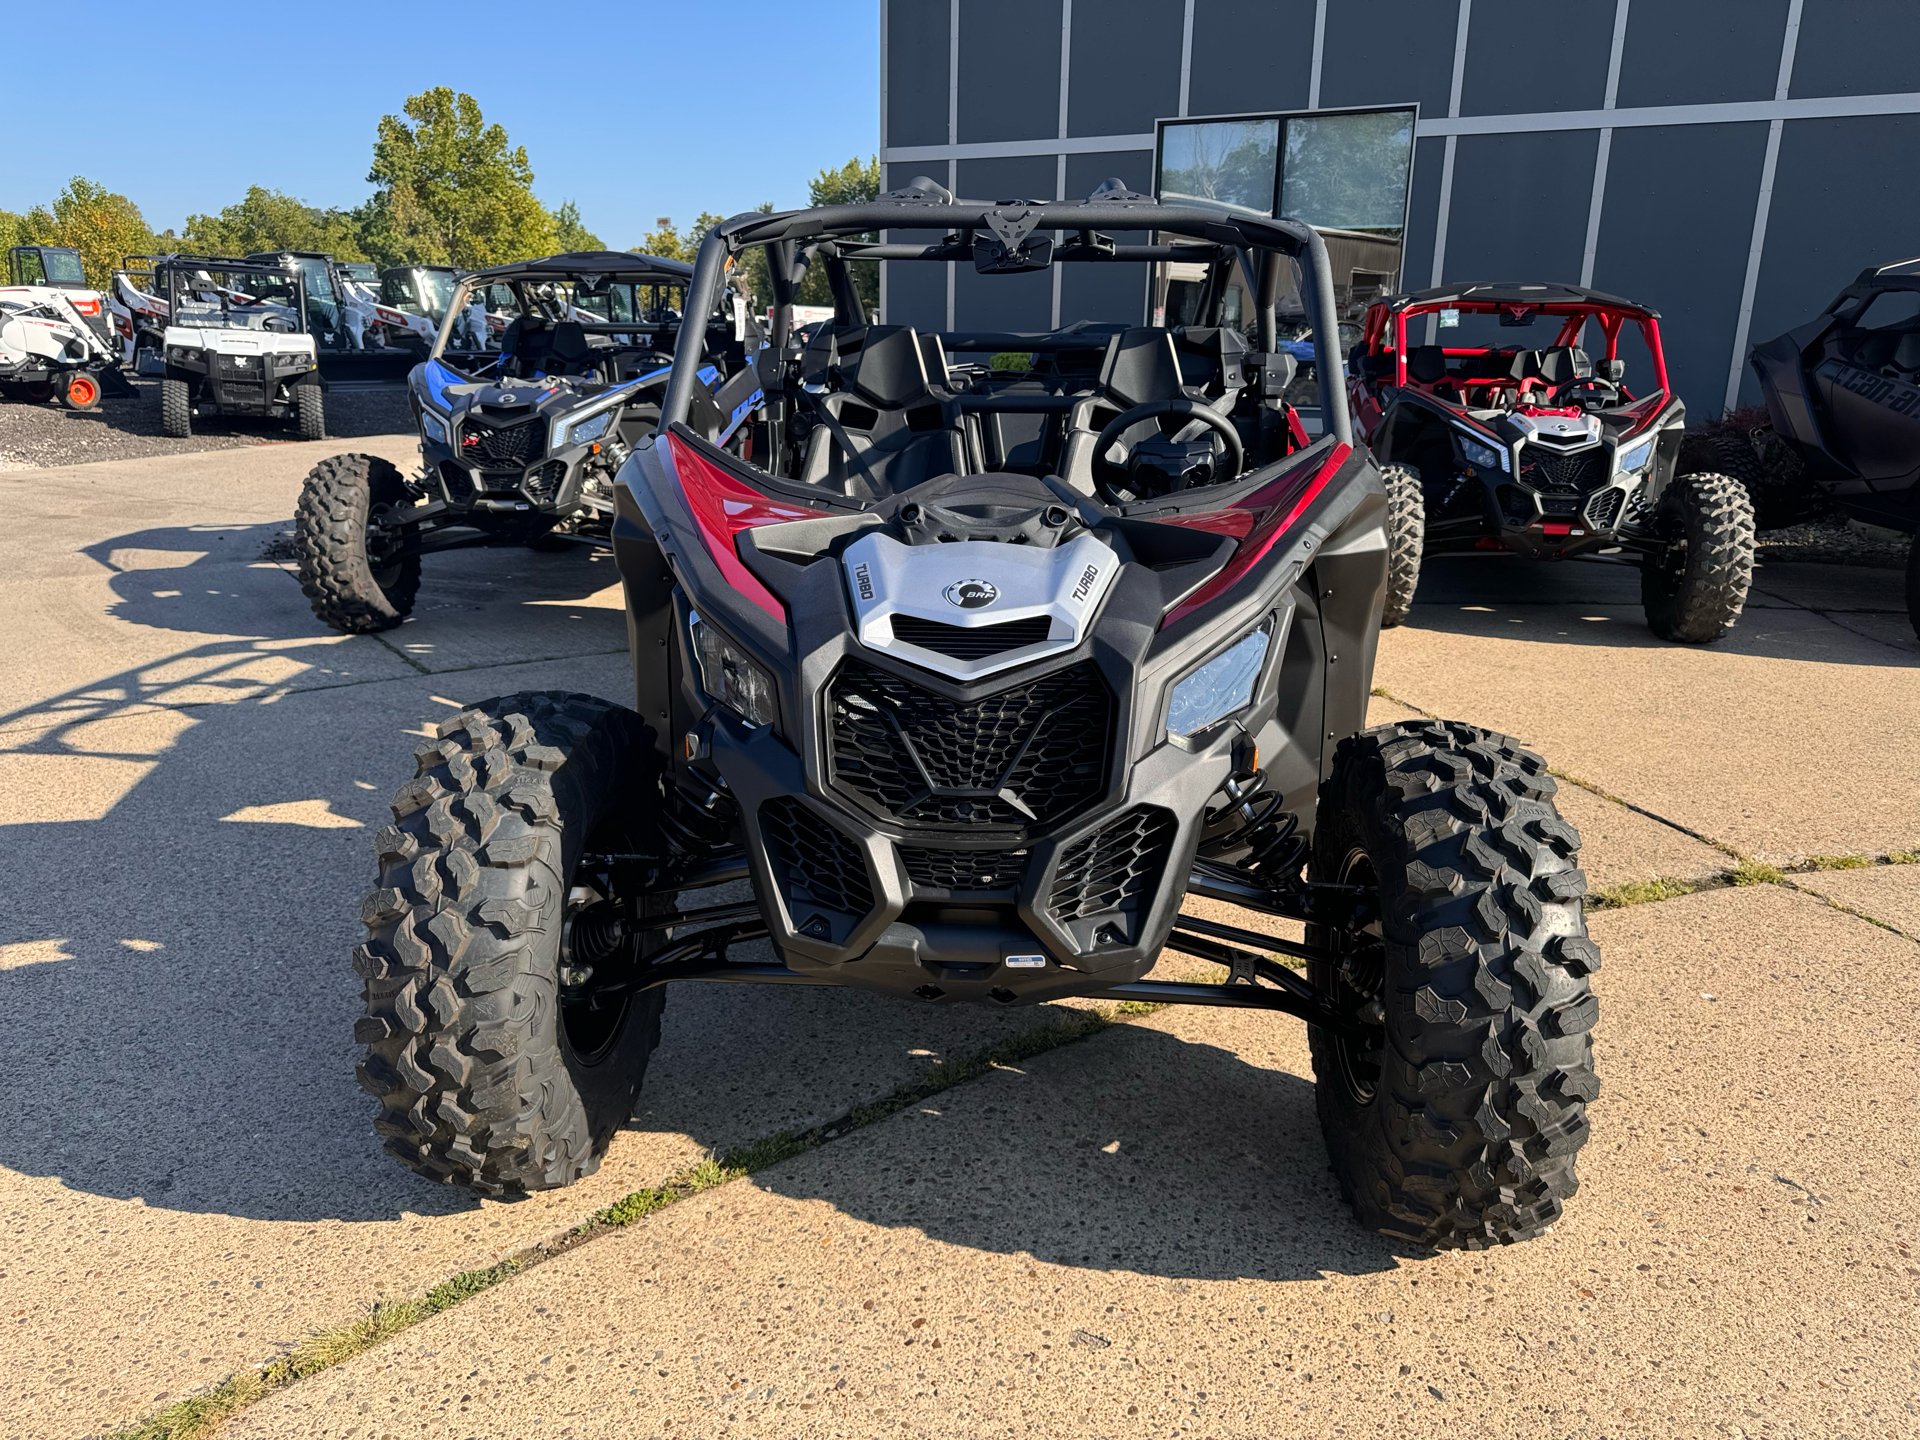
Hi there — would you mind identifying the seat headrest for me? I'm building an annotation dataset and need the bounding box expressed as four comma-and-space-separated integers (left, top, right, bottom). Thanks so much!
1891, 332, 1920, 373
549, 322, 589, 361
1535, 346, 1593, 385
1100, 328, 1185, 409
847, 326, 933, 411
1407, 345, 1449, 385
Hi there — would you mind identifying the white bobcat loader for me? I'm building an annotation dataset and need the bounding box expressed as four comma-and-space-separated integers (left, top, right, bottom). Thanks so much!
2, 245, 134, 407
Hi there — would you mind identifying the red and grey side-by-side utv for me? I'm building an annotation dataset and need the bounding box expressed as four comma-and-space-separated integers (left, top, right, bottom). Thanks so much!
1350, 283, 1755, 642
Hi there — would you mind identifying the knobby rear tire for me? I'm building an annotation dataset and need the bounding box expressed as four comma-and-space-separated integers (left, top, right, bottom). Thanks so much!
1378, 463, 1425, 628
1641, 470, 1756, 643
356, 692, 668, 1196
293, 452, 422, 633
1309, 719, 1600, 1249
1906, 531, 1919, 641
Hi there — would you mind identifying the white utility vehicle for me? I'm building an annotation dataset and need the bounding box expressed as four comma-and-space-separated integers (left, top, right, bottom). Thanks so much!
155, 256, 324, 439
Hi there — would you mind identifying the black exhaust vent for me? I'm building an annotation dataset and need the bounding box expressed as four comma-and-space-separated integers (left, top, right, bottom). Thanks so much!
888, 614, 1054, 660
524, 459, 567, 506
1583, 487, 1624, 532
1047, 807, 1176, 925
827, 661, 1111, 831
901, 847, 1029, 893
760, 798, 874, 920
1517, 445, 1607, 495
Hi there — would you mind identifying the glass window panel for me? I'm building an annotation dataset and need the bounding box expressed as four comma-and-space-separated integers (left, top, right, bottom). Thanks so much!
1159, 118, 1280, 218
1279, 109, 1415, 233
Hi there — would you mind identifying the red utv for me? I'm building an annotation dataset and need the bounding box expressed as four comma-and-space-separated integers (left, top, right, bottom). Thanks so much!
1349, 282, 1755, 642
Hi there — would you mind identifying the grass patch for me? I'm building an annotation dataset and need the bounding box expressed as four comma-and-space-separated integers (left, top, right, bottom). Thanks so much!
1890, 850, 1920, 866
112, 1256, 523, 1440
1589, 876, 1698, 910
108, 1002, 1160, 1440
1804, 853, 1873, 870
1731, 858, 1786, 887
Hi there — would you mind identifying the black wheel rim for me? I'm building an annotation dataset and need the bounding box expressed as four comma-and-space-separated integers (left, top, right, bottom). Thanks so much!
1329, 845, 1387, 1104
365, 505, 411, 590
557, 815, 647, 1065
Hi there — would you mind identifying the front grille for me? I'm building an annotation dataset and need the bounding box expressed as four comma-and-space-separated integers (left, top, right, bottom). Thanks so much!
438, 461, 475, 505
218, 380, 266, 405
1584, 487, 1624, 532
1517, 444, 1607, 495
760, 798, 874, 920
524, 459, 567, 506
889, 614, 1054, 660
826, 661, 1111, 830
461, 416, 544, 466
1046, 807, 1176, 925
901, 847, 1029, 892
216, 353, 261, 373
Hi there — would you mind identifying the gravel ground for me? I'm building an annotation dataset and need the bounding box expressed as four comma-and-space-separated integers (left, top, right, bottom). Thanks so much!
0, 375, 413, 469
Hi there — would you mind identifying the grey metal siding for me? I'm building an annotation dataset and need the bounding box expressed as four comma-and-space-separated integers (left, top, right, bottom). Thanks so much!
1613, 0, 1790, 109
1059, 151, 1153, 327
1186, 0, 1315, 117
1457, 1, 1619, 117
958, 0, 1062, 144
1066, 0, 1185, 138
1787, 0, 1920, 100
1439, 130, 1601, 285
1397, 135, 1447, 293
1740, 113, 1920, 404
886, 0, 951, 149
1318, 0, 1460, 115
881, 161, 951, 331
1591, 122, 1771, 419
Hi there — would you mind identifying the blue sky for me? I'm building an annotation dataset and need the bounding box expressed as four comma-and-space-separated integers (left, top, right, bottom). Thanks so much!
6, 1, 879, 244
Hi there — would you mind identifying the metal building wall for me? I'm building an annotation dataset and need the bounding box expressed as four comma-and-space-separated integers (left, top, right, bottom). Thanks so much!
881, 0, 1920, 420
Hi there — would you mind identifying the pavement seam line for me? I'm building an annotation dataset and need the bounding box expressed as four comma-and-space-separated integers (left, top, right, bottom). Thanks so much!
367, 631, 432, 675
1367, 685, 1747, 861
102, 1001, 1165, 1440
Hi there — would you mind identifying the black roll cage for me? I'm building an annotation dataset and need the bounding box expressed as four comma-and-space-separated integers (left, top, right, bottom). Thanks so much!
154, 256, 312, 333
660, 195, 1354, 447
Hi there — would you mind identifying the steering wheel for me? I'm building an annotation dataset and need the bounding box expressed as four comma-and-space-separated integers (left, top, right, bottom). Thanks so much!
1091, 398, 1244, 505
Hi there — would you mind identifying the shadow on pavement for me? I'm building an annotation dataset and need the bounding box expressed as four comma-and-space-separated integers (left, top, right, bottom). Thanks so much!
748, 1021, 1406, 1283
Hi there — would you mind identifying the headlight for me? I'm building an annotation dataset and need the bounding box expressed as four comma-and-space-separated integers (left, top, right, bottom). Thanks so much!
1166, 619, 1273, 740
165, 344, 199, 363
420, 410, 448, 445
1460, 434, 1506, 471
1616, 437, 1655, 473
689, 611, 777, 727
559, 408, 614, 446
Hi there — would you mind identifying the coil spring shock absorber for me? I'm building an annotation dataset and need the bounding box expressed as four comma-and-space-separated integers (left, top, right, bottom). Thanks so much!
1194, 745, 1309, 882
660, 768, 737, 851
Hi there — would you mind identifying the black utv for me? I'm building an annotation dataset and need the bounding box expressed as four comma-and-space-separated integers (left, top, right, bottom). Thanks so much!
1751, 256, 1920, 637
350, 184, 1602, 1250
294, 250, 760, 633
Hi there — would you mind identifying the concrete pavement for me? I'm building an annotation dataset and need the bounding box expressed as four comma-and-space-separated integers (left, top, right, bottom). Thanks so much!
0, 445, 1914, 1438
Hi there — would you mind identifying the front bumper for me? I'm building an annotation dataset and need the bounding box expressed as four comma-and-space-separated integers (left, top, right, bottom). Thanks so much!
166, 349, 315, 415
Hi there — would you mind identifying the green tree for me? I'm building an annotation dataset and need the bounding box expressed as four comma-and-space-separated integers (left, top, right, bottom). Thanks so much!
550, 200, 602, 253
634, 211, 727, 264
795, 155, 879, 313
2, 178, 158, 288
182, 186, 365, 259
361, 88, 557, 268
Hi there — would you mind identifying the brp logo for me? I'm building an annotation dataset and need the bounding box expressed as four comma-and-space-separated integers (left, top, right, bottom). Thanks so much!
944, 579, 999, 609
